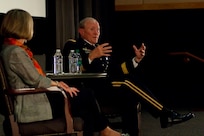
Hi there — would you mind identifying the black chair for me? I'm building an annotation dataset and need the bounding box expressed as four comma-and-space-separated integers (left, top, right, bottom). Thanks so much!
102, 84, 142, 136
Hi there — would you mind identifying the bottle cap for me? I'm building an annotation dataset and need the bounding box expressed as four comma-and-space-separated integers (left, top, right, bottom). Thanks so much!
56, 49, 60, 52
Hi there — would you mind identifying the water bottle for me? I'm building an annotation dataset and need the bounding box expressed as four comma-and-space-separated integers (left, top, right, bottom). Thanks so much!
75, 49, 82, 73
53, 49, 63, 74
68, 50, 77, 73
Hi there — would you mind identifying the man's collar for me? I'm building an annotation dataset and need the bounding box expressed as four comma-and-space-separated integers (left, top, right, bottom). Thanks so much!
83, 39, 96, 47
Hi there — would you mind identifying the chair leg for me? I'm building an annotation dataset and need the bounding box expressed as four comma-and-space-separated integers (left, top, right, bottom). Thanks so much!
67, 131, 83, 136
9, 115, 20, 136
75, 131, 83, 136
137, 103, 142, 136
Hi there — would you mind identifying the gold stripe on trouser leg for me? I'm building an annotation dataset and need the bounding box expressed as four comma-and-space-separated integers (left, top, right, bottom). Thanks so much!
125, 80, 163, 110
112, 81, 123, 87
112, 81, 163, 111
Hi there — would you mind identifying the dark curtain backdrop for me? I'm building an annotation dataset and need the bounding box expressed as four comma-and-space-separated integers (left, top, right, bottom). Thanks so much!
55, 0, 77, 49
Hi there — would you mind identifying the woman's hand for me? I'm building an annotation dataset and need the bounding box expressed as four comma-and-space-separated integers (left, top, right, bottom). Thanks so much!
57, 81, 80, 97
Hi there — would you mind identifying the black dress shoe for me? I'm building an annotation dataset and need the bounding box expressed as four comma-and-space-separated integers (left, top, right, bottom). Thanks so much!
160, 110, 195, 128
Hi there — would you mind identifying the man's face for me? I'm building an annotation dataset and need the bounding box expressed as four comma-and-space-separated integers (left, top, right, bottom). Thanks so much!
79, 20, 100, 44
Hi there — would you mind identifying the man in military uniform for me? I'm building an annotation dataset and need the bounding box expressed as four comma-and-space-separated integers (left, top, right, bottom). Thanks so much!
63, 17, 195, 136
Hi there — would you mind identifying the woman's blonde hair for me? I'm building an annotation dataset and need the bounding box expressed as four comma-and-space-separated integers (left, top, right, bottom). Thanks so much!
0, 9, 34, 41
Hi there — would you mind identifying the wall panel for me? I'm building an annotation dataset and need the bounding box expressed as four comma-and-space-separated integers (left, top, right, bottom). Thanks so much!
115, 0, 204, 10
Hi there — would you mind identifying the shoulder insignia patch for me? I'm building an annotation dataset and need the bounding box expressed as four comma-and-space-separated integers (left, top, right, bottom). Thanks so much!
66, 39, 76, 43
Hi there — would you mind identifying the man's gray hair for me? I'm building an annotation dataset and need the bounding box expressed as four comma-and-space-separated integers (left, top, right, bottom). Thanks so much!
78, 17, 98, 28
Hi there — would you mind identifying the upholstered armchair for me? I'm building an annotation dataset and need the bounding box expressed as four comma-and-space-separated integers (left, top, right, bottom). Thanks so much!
0, 58, 83, 136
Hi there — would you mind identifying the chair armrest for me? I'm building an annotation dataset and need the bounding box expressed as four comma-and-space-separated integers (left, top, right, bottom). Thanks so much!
7, 88, 49, 95
7, 87, 63, 95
